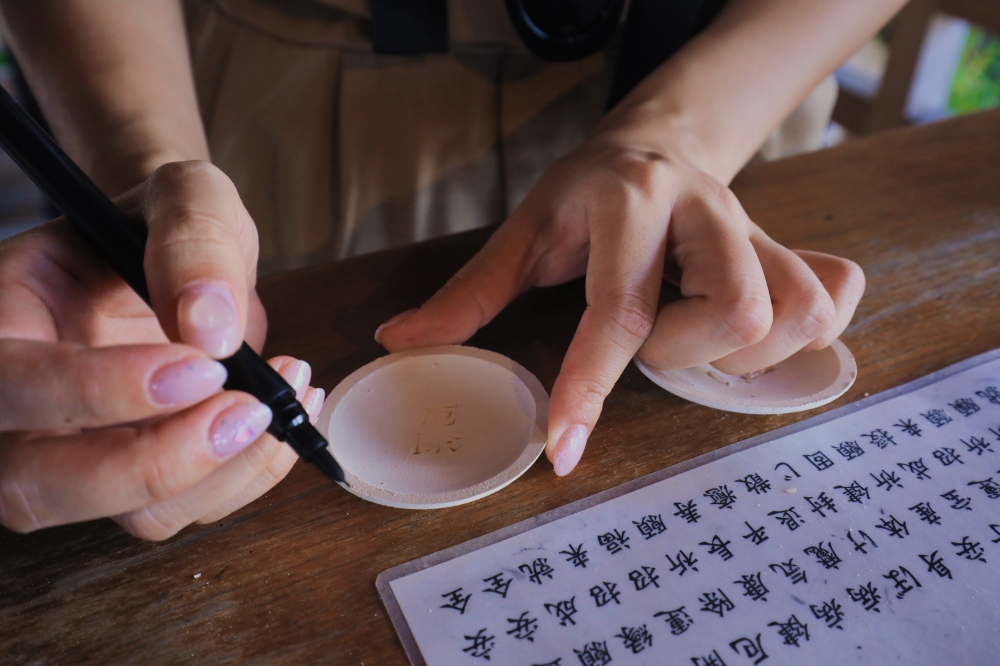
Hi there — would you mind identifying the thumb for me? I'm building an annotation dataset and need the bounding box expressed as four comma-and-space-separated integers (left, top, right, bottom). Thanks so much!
375, 223, 536, 351
139, 161, 258, 359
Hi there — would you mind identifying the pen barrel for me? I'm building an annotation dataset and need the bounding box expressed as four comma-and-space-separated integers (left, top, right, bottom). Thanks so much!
221, 343, 327, 459
0, 86, 150, 302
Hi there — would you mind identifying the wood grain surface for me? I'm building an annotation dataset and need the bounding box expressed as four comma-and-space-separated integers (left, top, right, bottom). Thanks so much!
2, 109, 999, 665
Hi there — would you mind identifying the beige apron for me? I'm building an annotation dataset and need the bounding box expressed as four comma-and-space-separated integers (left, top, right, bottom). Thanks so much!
184, 0, 836, 274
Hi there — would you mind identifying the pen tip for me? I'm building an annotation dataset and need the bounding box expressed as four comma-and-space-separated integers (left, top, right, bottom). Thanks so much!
311, 448, 348, 486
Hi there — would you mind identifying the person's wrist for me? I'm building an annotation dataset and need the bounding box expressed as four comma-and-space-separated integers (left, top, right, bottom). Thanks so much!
590, 107, 712, 176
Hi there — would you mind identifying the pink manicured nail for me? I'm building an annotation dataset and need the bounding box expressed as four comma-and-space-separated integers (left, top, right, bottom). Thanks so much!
286, 360, 311, 400
374, 308, 419, 344
149, 358, 227, 406
209, 403, 272, 458
178, 284, 240, 358
304, 387, 325, 421
553, 425, 588, 476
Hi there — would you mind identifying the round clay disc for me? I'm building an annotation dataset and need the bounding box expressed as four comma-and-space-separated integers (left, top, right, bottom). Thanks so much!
317, 345, 549, 509
633, 339, 857, 414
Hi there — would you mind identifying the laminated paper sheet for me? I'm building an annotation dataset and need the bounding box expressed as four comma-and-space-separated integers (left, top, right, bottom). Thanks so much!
377, 350, 1000, 666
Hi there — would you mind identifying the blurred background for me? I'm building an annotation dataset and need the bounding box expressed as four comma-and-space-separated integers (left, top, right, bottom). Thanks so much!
0, 0, 997, 243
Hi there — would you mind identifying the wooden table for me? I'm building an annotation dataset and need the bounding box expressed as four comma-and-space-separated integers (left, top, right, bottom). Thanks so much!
3, 109, 999, 664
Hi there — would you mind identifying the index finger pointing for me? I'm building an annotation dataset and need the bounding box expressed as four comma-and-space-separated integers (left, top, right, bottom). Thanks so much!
546, 201, 667, 476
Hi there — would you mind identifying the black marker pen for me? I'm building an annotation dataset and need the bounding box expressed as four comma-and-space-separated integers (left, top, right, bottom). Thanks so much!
0, 85, 345, 484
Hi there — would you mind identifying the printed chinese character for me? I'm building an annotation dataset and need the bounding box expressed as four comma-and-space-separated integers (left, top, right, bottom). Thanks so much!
908, 501, 942, 525
666, 550, 700, 576
862, 428, 896, 448
734, 472, 771, 494
482, 572, 512, 599
560, 543, 589, 568
894, 419, 922, 437
774, 462, 801, 480
846, 582, 882, 612
704, 484, 737, 510
922, 409, 953, 427
519, 558, 554, 585
673, 500, 701, 524
462, 628, 495, 660
952, 536, 987, 562
832, 440, 864, 460
629, 565, 661, 591
545, 597, 578, 627
768, 558, 809, 585
699, 588, 735, 617
834, 480, 871, 503
884, 566, 922, 599
803, 450, 835, 471
768, 614, 810, 647
507, 611, 538, 642
729, 634, 768, 665
700, 535, 734, 561
633, 514, 667, 540
589, 581, 621, 608
654, 606, 694, 635
918, 551, 953, 579
441, 588, 471, 614
733, 572, 769, 601
598, 529, 631, 554
769, 559, 807, 585
805, 492, 838, 517
810, 598, 845, 630
804, 541, 842, 570
875, 515, 909, 539
991, 524, 1000, 543
941, 489, 972, 510
742, 522, 768, 545
963, 436, 994, 456
897, 458, 931, 480
847, 529, 878, 554
968, 477, 1000, 499
951, 397, 980, 416
615, 624, 653, 654
574, 641, 611, 666
691, 650, 727, 666
870, 469, 904, 491
976, 386, 1000, 405
933, 447, 964, 466
767, 506, 804, 531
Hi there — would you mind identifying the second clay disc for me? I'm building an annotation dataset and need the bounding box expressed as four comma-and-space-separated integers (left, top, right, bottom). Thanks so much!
634, 339, 858, 414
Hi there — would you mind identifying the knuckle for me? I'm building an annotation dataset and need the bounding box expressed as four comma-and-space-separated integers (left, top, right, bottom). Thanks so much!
117, 507, 183, 542
136, 431, 185, 506
717, 290, 772, 348
598, 290, 657, 348
792, 288, 836, 340
566, 374, 615, 412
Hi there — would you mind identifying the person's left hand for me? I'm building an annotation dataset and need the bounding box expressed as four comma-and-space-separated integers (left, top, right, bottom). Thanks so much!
374, 134, 864, 477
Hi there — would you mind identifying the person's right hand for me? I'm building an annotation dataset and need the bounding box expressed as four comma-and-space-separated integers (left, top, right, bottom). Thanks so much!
0, 161, 324, 540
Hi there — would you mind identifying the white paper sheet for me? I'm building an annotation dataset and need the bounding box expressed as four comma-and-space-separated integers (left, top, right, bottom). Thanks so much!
378, 351, 1000, 666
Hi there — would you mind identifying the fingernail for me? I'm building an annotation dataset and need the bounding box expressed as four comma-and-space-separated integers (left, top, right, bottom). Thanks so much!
178, 284, 240, 358
374, 309, 419, 344
149, 358, 227, 406
304, 387, 325, 421
287, 360, 311, 399
553, 425, 588, 476
209, 402, 272, 458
